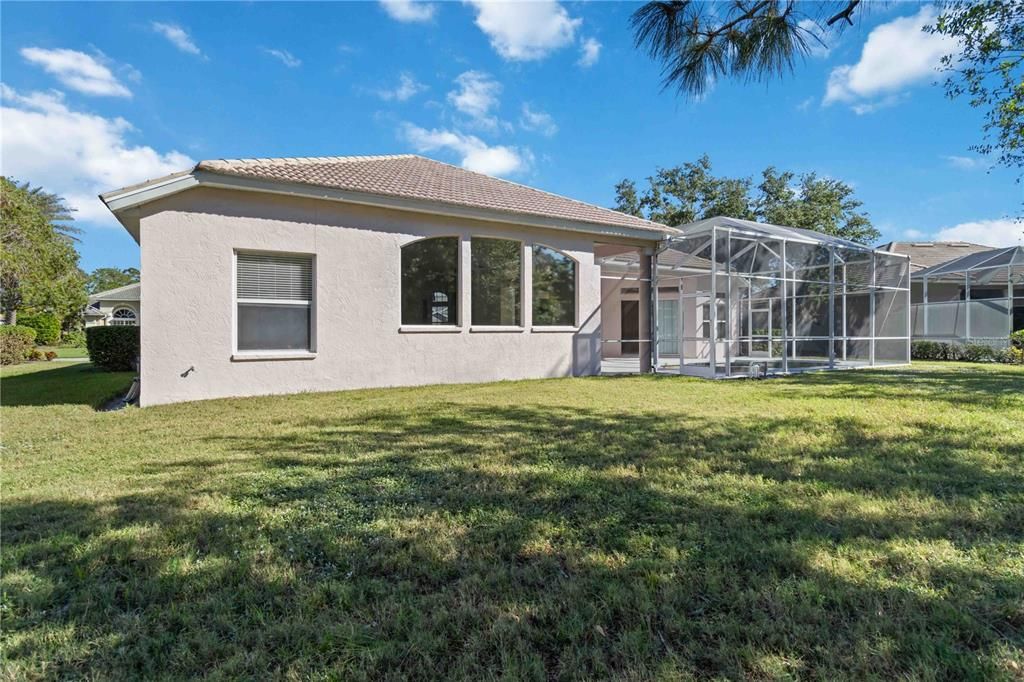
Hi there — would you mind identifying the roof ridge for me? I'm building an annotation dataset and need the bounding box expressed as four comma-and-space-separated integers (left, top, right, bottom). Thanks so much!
413, 155, 668, 229
200, 154, 417, 169
88, 281, 141, 298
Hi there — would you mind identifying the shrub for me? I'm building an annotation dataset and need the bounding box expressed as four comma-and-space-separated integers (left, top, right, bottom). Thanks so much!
961, 343, 998, 363
86, 326, 139, 371
44, 350, 57, 361
18, 312, 61, 346
912, 339, 1023, 364
1, 325, 38, 365
997, 346, 1024, 364
26, 348, 44, 361
1011, 330, 1024, 350
61, 329, 87, 348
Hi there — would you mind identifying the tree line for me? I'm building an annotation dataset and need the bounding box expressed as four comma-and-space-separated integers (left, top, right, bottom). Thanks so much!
613, 155, 880, 244
1, 177, 138, 336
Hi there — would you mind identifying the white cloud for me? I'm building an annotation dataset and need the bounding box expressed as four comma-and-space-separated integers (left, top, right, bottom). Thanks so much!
375, 72, 427, 101
943, 155, 985, 171
20, 47, 132, 98
263, 48, 301, 68
447, 71, 502, 128
824, 6, 955, 111
467, 0, 581, 61
519, 104, 557, 137
902, 228, 927, 239
935, 219, 1023, 247
850, 93, 907, 115
151, 22, 203, 57
577, 37, 601, 67
399, 122, 530, 176
796, 96, 816, 112
798, 19, 832, 58
0, 84, 193, 224
379, 0, 436, 23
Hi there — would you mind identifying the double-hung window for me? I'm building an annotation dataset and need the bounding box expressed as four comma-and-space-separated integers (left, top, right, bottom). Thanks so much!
236, 252, 314, 352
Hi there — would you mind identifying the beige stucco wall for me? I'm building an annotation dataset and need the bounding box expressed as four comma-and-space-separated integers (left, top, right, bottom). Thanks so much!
84, 300, 140, 328
136, 187, 658, 406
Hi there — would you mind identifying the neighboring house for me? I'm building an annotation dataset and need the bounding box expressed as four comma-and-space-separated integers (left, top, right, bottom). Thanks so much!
101, 155, 674, 406
909, 245, 1024, 347
877, 241, 991, 273
84, 283, 141, 328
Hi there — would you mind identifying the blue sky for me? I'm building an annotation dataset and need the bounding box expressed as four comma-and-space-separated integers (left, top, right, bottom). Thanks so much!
2, 1, 1021, 273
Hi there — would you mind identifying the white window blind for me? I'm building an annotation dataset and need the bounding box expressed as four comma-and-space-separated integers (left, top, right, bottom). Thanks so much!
237, 253, 312, 301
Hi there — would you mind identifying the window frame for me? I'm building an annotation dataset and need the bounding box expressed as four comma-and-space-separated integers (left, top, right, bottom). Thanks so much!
470, 235, 526, 330
232, 249, 317, 360
109, 306, 138, 326
398, 234, 463, 331
530, 243, 579, 329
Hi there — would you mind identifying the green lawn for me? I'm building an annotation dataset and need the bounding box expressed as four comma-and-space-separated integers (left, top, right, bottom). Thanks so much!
2, 363, 1022, 679
37, 345, 89, 359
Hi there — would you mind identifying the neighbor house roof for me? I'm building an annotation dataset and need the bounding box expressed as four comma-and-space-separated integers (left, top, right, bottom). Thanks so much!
912, 245, 1024, 279
101, 155, 673, 241
877, 241, 992, 272
88, 282, 140, 303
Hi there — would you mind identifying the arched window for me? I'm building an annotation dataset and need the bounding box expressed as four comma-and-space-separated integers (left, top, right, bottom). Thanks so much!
532, 245, 576, 326
402, 237, 459, 325
110, 307, 137, 326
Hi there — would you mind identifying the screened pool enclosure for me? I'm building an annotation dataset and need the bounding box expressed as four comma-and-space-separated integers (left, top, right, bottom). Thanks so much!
651, 218, 911, 378
911, 245, 1024, 347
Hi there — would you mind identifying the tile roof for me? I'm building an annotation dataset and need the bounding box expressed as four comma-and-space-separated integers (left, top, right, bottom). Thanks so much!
196, 155, 671, 235
876, 241, 993, 271
88, 282, 141, 302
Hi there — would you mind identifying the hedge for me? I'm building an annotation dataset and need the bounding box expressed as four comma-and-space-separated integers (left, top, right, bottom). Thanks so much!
1, 325, 38, 365
911, 339, 1023, 365
18, 312, 61, 346
86, 326, 140, 371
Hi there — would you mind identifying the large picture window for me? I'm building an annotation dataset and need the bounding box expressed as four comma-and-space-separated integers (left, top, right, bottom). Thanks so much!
401, 237, 459, 325
472, 238, 521, 326
236, 252, 313, 352
532, 245, 576, 326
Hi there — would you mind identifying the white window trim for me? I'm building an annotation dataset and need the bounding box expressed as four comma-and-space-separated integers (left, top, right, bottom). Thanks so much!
109, 306, 138, 326
232, 249, 317, 358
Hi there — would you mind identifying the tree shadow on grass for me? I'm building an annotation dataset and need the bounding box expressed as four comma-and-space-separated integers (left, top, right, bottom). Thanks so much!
3, 403, 1022, 679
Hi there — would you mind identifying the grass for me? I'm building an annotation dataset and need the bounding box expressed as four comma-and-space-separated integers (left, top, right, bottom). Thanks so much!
2, 362, 1022, 679
1, 361, 134, 408
37, 345, 89, 359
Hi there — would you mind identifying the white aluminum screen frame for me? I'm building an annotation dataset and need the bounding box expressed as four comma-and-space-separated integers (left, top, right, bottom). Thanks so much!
652, 219, 912, 378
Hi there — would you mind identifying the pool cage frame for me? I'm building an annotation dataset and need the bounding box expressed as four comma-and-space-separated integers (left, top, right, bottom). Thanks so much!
911, 245, 1024, 348
652, 218, 912, 378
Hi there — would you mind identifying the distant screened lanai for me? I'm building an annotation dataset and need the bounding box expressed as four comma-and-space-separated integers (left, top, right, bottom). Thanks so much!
911, 245, 1024, 347
650, 217, 911, 378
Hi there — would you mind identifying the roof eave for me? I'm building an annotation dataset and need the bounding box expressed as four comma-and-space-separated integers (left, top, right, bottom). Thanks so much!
101, 169, 672, 243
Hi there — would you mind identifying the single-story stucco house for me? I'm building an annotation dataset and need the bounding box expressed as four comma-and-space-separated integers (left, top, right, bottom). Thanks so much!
101, 155, 679, 406
84, 282, 141, 328
101, 155, 913, 407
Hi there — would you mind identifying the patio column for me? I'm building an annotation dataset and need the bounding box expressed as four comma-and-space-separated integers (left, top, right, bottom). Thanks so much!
869, 253, 876, 366
828, 246, 836, 370
965, 270, 971, 342
709, 227, 718, 377
780, 239, 788, 374
923, 276, 929, 337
